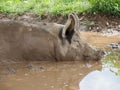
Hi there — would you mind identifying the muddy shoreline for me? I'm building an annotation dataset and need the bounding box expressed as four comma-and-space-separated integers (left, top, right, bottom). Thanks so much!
0, 13, 120, 31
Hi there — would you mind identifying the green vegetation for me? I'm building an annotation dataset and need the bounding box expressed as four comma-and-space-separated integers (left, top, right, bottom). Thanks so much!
0, 0, 90, 15
102, 52, 120, 76
0, 0, 120, 16
89, 0, 120, 17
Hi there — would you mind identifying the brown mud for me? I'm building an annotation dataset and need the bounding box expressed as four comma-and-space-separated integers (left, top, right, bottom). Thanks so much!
0, 13, 120, 90
81, 31, 120, 49
0, 61, 101, 90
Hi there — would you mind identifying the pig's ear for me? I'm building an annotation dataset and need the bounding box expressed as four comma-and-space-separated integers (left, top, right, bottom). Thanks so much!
62, 13, 80, 42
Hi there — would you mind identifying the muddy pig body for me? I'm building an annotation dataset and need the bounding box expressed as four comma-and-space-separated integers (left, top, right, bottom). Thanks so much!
0, 13, 102, 62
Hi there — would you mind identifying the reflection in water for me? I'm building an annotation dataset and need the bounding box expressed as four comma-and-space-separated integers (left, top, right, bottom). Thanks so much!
80, 52, 120, 90
0, 58, 120, 90
102, 51, 120, 76
80, 68, 120, 90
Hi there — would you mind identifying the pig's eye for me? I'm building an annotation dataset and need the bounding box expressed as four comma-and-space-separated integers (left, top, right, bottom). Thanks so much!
83, 55, 89, 57
71, 41, 79, 48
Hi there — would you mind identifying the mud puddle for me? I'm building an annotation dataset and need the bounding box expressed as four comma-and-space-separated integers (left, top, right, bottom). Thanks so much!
0, 31, 120, 90
80, 31, 120, 49
0, 61, 101, 90
0, 60, 120, 90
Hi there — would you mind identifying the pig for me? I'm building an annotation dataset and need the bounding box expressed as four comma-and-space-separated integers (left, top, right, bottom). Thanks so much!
0, 13, 102, 62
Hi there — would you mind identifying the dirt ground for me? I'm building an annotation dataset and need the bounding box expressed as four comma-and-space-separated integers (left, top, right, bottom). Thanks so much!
0, 13, 120, 32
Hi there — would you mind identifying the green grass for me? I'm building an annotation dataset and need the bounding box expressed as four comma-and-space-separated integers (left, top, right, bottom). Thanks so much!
0, 0, 91, 15
0, 0, 120, 16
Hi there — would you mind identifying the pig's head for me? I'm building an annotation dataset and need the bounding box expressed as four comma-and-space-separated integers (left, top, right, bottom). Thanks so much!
58, 13, 103, 61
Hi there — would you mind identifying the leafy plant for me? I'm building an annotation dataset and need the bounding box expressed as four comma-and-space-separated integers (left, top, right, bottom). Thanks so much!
89, 0, 120, 17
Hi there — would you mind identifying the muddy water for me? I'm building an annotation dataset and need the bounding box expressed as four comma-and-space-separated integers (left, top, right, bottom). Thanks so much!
0, 31, 120, 90
80, 31, 120, 48
0, 61, 101, 90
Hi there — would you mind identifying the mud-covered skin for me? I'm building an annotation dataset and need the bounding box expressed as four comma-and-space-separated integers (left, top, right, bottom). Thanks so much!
0, 13, 102, 62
